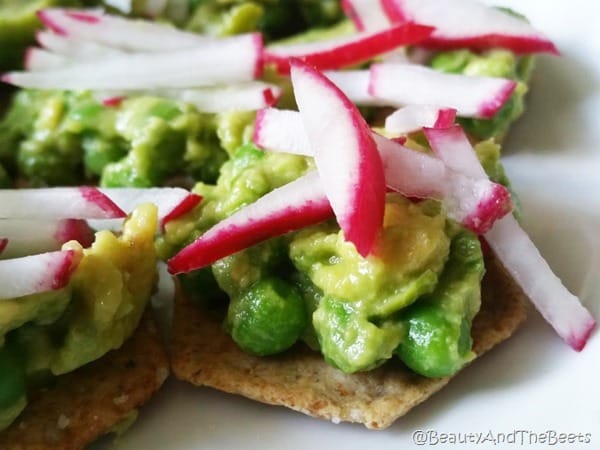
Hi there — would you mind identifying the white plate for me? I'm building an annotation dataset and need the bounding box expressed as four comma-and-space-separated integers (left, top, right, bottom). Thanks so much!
94, 2, 600, 449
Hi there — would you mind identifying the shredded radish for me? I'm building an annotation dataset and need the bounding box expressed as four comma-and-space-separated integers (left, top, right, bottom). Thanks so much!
264, 22, 433, 74
253, 107, 511, 234
0, 219, 94, 259
341, 0, 392, 32
167, 82, 282, 113
3, 33, 263, 90
385, 105, 457, 134
167, 171, 333, 274
97, 187, 202, 227
0, 249, 82, 300
290, 59, 386, 256
37, 8, 209, 51
369, 63, 517, 119
424, 125, 596, 351
0, 188, 125, 220
36, 30, 122, 59
324, 70, 388, 107
381, 0, 558, 54
24, 47, 68, 71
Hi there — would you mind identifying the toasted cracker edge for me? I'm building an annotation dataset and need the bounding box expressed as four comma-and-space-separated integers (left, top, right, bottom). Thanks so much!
0, 313, 169, 450
171, 254, 527, 430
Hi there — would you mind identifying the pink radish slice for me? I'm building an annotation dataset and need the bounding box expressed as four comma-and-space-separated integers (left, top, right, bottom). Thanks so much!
0, 239, 6, 256
264, 22, 433, 74
101, 96, 125, 107
373, 133, 511, 234
290, 59, 386, 256
0, 187, 125, 220
0, 219, 94, 258
171, 82, 282, 113
253, 108, 313, 157
24, 47, 67, 71
369, 63, 517, 119
90, 83, 280, 112
381, 0, 558, 54
341, 0, 391, 32
253, 108, 510, 234
36, 30, 122, 59
424, 125, 596, 351
167, 171, 333, 275
0, 249, 82, 299
37, 8, 209, 52
3, 33, 263, 90
385, 105, 457, 134
98, 188, 201, 226
324, 70, 389, 107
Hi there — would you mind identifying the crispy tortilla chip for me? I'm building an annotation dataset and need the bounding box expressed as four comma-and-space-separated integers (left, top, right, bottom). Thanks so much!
171, 254, 527, 429
0, 314, 169, 450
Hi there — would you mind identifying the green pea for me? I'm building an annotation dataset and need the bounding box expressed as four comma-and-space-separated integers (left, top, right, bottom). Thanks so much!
0, 344, 26, 411
226, 277, 307, 356
396, 304, 471, 378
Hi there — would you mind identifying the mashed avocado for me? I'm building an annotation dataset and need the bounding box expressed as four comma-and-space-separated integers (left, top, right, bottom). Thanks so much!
0, 90, 232, 187
0, 204, 158, 430
184, 0, 344, 40
164, 144, 485, 377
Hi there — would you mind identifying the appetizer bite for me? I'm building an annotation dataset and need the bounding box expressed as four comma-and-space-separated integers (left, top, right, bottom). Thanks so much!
0, 191, 170, 447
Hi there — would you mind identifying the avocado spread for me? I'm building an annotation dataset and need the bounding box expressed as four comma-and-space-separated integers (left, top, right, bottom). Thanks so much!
0, 204, 158, 430
158, 141, 495, 377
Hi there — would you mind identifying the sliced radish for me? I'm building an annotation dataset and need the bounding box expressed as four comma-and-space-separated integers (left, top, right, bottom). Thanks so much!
290, 59, 386, 256
373, 133, 511, 234
381, 0, 558, 54
324, 70, 388, 107
36, 30, 122, 59
24, 47, 68, 71
101, 95, 125, 107
253, 108, 510, 234
264, 22, 433, 74
167, 171, 333, 274
98, 187, 202, 228
369, 63, 517, 119
0, 249, 82, 300
37, 8, 209, 52
0, 187, 125, 220
0, 219, 94, 258
3, 33, 263, 90
385, 105, 457, 134
341, 0, 391, 32
424, 125, 596, 351
166, 82, 282, 113
253, 108, 313, 157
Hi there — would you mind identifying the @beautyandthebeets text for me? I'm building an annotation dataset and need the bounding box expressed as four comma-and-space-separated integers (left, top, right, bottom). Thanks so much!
412, 429, 592, 446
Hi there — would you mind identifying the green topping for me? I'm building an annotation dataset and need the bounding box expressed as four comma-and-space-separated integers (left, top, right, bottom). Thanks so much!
226, 276, 307, 356
185, 0, 344, 41
396, 228, 484, 377
313, 295, 404, 373
0, 90, 228, 187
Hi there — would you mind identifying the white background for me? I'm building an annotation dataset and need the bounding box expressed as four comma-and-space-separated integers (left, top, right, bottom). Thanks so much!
94, 1, 600, 448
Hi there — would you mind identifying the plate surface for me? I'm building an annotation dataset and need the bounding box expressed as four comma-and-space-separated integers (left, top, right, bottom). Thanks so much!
95, 1, 600, 448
